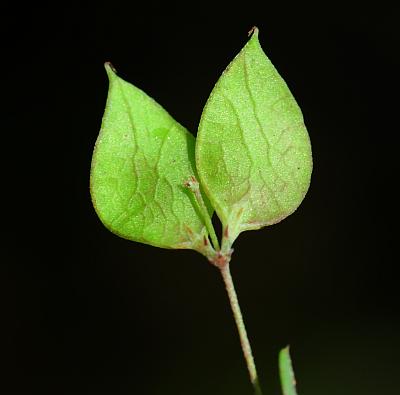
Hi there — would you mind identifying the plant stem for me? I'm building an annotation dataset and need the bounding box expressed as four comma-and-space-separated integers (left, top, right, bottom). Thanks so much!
219, 263, 263, 395
196, 193, 220, 251
184, 176, 220, 250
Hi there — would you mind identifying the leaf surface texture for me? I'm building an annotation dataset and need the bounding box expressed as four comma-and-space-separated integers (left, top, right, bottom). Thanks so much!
196, 30, 312, 242
91, 65, 208, 249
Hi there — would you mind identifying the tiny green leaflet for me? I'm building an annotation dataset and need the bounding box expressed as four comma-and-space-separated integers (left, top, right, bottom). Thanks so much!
196, 27, 312, 248
279, 347, 298, 395
90, 63, 211, 251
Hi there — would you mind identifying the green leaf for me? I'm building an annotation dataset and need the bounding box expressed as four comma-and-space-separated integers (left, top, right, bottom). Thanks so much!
90, 63, 210, 250
279, 347, 298, 395
196, 28, 312, 245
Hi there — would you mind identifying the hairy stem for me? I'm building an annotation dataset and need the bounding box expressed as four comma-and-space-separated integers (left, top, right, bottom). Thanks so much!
219, 263, 262, 395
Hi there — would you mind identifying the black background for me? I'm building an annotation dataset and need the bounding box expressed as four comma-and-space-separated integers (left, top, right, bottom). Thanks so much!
3, 2, 399, 394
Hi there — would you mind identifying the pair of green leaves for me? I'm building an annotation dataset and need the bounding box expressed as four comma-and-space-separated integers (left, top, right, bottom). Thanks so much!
90, 28, 312, 256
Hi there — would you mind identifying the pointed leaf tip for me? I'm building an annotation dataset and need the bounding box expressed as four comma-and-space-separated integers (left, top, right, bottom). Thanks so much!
104, 62, 117, 78
279, 347, 298, 395
248, 26, 259, 37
